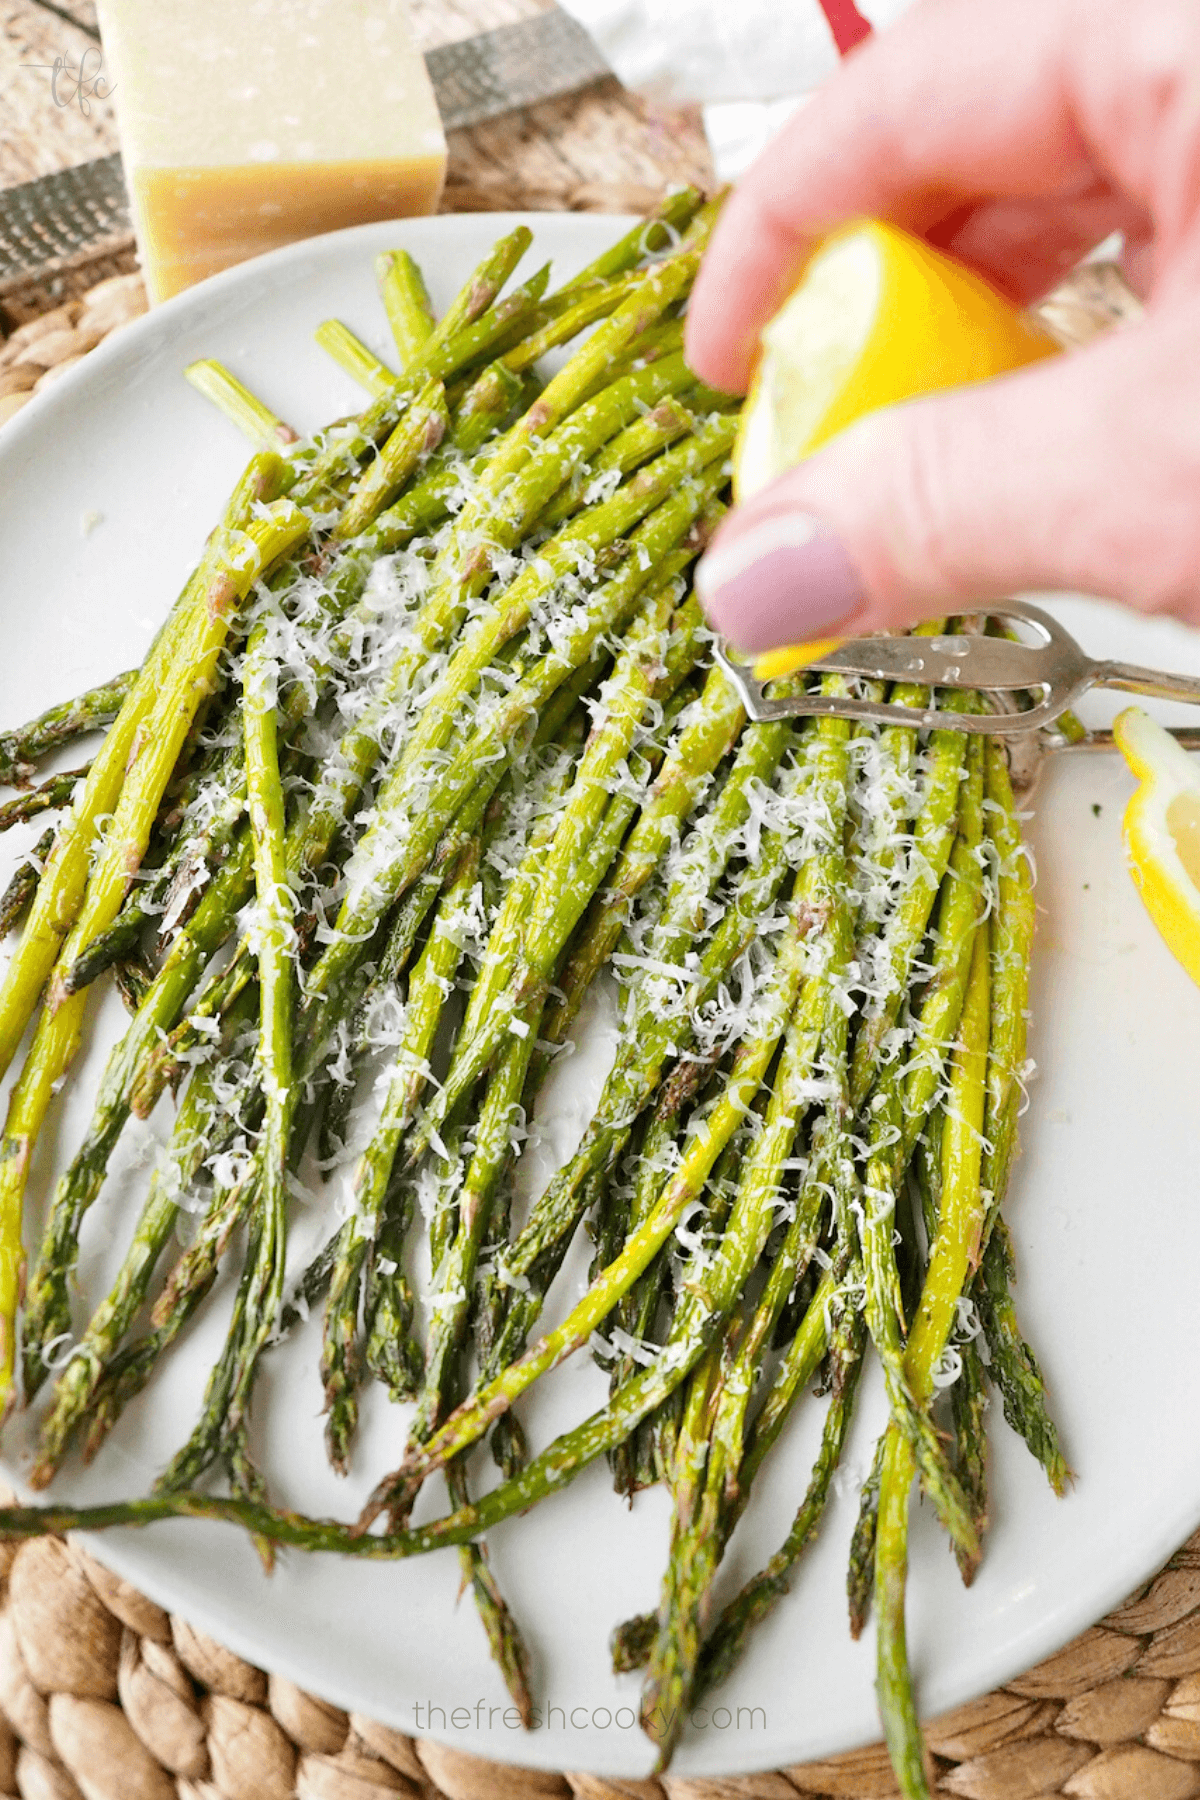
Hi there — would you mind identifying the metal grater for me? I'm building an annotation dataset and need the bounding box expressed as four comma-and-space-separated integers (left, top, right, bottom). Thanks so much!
426, 11, 609, 131
0, 7, 612, 291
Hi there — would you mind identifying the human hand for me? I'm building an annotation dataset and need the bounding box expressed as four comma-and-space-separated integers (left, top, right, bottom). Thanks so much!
686, 0, 1200, 652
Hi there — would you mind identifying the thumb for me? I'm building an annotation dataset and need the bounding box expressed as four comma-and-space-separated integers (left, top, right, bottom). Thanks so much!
695, 303, 1200, 651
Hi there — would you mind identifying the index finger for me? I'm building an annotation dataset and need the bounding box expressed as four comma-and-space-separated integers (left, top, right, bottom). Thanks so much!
685, 0, 1092, 391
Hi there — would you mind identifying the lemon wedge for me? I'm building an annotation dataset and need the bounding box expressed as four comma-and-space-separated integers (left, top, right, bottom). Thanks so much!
1114, 706, 1200, 987
731, 219, 1061, 678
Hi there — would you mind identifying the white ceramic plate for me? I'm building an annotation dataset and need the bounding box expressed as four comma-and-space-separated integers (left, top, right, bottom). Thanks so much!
1, 213, 1199, 1782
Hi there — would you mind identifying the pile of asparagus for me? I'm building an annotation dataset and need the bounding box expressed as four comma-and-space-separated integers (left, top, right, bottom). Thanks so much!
0, 198, 1068, 1799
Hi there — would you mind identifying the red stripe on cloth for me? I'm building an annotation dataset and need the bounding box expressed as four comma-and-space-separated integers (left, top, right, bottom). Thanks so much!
816, 0, 873, 55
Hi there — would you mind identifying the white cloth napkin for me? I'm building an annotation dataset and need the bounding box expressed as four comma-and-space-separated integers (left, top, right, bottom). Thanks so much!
557, 0, 916, 177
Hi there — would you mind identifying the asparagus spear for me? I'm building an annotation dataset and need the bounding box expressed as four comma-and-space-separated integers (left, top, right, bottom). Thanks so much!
377, 250, 435, 367
0, 830, 54, 935
361, 1187, 424, 1405
314, 322, 398, 398
0, 452, 286, 1085
291, 259, 549, 506
951, 1332, 991, 1581
334, 378, 449, 540
445, 1456, 534, 1727
435, 227, 534, 342
853, 1054, 980, 1565
321, 836, 481, 1470
298, 445, 734, 1062
872, 920, 991, 1800
848, 1436, 886, 1639
0, 492, 307, 1396
362, 715, 850, 1525
142, 687, 591, 1484
0, 671, 136, 788
981, 738, 1037, 1214
899, 734, 986, 1162
29, 984, 261, 1484
22, 833, 257, 1402
848, 720, 967, 1111
691, 1293, 864, 1704
220, 610, 298, 1506
975, 1222, 1071, 1495
0, 765, 89, 832
554, 188, 704, 298
184, 361, 298, 448
405, 580, 696, 1152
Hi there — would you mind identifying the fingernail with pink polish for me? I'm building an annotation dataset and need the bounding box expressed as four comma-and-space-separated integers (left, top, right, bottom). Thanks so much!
695, 514, 867, 652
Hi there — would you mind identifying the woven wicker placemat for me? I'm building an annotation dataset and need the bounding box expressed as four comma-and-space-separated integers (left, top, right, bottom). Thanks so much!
0, 136, 1175, 1800
0, 1524, 1198, 1800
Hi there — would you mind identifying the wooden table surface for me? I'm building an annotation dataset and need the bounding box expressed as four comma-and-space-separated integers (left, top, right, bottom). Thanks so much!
1, 0, 714, 322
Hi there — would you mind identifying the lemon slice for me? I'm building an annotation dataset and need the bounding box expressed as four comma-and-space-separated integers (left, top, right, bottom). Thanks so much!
1114, 706, 1200, 987
731, 219, 1061, 679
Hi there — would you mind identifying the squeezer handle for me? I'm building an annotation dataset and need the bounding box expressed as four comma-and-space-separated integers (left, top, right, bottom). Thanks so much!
1096, 660, 1200, 707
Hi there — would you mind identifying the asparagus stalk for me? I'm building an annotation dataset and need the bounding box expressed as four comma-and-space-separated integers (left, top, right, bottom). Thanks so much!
899, 735, 986, 1162
298, 445, 734, 1063
848, 1436, 886, 1639
184, 361, 298, 448
0, 452, 286, 1084
692, 1294, 864, 1704
112, 953, 154, 1015
849, 717, 968, 1110
961, 741, 1067, 1495
334, 378, 449, 540
854, 1055, 980, 1564
0, 493, 307, 1396
314, 322, 398, 398
0, 765, 89, 831
0, 671, 136, 788
873, 921, 991, 1800
321, 837, 481, 1470
446, 1452, 534, 1727
406, 578, 696, 1152
22, 832, 257, 1401
291, 260, 548, 505
951, 1331, 991, 1581
29, 987, 260, 1485
221, 611, 298, 1503
981, 739, 1037, 1213
0, 830, 54, 935
435, 227, 533, 342
554, 188, 704, 298
975, 1222, 1071, 1495
377, 250, 435, 367
362, 716, 850, 1525
361, 1188, 424, 1404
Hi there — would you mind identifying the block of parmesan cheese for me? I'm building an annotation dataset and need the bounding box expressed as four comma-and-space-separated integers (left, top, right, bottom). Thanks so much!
96, 0, 447, 303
